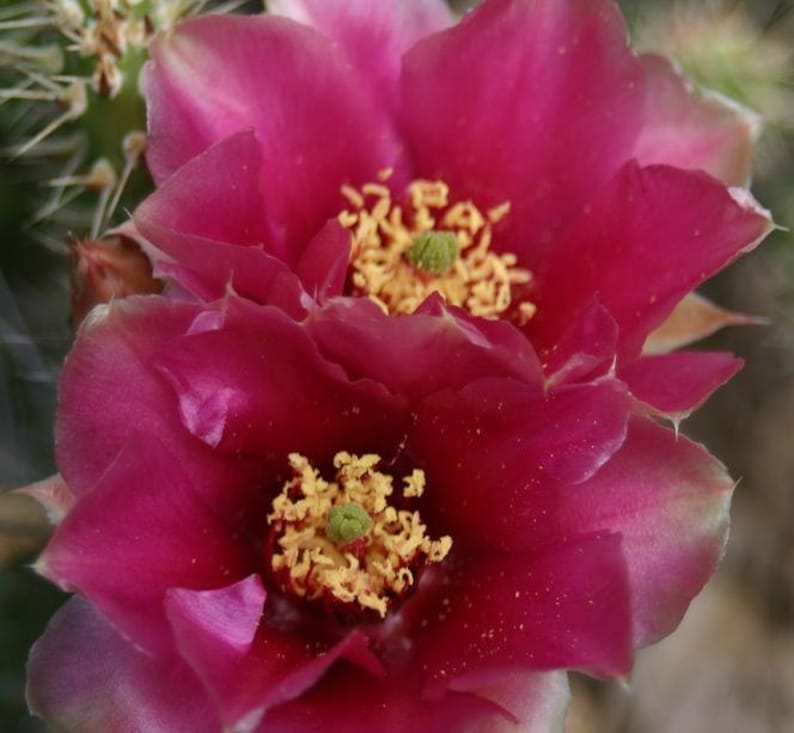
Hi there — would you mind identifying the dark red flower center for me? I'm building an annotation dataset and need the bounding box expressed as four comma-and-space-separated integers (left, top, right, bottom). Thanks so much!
265, 452, 451, 621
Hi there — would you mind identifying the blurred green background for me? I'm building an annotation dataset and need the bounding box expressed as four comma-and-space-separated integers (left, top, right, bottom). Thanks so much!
1, 1, 792, 731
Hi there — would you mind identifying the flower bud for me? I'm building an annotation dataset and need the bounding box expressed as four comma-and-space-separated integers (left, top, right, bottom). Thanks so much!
70, 234, 161, 329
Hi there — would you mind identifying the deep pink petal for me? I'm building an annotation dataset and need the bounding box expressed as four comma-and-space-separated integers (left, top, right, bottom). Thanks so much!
528, 163, 773, 361
466, 671, 570, 733
27, 597, 218, 733
270, 0, 452, 118
39, 437, 256, 654
414, 295, 544, 383
621, 351, 743, 420
135, 131, 271, 250
539, 301, 618, 385
295, 220, 351, 301
55, 296, 199, 496
133, 132, 309, 312
410, 377, 629, 552
260, 665, 503, 733
634, 54, 760, 186
157, 297, 407, 461
307, 296, 543, 402
145, 16, 402, 257
166, 576, 383, 730
401, 0, 644, 265
134, 131, 348, 307
412, 534, 633, 689
556, 417, 734, 646
148, 239, 309, 319
55, 296, 266, 516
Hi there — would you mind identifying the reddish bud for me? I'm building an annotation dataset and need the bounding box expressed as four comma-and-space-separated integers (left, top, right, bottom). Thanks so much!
70, 234, 161, 329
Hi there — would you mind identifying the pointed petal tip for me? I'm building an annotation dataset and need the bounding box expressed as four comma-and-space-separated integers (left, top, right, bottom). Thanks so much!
14, 474, 76, 525
30, 555, 51, 580
727, 186, 774, 225
643, 292, 768, 354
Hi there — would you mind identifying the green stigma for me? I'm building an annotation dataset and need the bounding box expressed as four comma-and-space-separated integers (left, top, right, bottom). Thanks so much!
407, 231, 459, 274
326, 502, 372, 544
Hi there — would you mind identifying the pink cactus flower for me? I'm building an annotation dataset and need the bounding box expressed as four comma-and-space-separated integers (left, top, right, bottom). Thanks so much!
131, 0, 770, 415
27, 0, 773, 731
29, 287, 742, 731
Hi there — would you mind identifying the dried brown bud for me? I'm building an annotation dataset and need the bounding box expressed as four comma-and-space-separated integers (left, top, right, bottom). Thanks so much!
70, 234, 162, 329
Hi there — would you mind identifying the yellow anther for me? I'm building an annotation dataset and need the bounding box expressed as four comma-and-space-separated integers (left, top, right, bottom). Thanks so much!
403, 469, 425, 499
487, 202, 512, 223
268, 453, 451, 618
362, 182, 391, 198
341, 184, 365, 209
338, 174, 535, 323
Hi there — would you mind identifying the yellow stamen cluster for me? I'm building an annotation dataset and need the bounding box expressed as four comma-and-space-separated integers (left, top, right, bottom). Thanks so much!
268, 452, 452, 618
338, 174, 536, 323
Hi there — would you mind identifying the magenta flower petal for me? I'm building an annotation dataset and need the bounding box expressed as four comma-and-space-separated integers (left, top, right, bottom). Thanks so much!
55, 297, 199, 496
529, 162, 772, 361
412, 534, 632, 689
150, 241, 308, 319
136, 131, 272, 251
557, 417, 734, 646
157, 297, 407, 458
133, 132, 310, 311
295, 220, 352, 301
540, 302, 618, 385
39, 436, 256, 654
464, 671, 570, 733
27, 597, 219, 733
270, 0, 453, 118
145, 15, 403, 256
634, 54, 760, 187
307, 297, 543, 401
411, 377, 629, 552
260, 666, 503, 733
166, 576, 382, 729
414, 294, 544, 383
621, 351, 743, 420
401, 0, 644, 263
